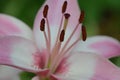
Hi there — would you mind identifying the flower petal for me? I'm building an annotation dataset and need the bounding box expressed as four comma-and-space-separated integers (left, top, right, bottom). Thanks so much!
73, 36, 120, 58
0, 36, 42, 73
32, 76, 39, 80
55, 52, 120, 80
0, 14, 33, 40
33, 0, 81, 50
0, 66, 21, 80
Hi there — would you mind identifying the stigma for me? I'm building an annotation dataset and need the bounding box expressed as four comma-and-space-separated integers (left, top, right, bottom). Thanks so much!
39, 0, 87, 78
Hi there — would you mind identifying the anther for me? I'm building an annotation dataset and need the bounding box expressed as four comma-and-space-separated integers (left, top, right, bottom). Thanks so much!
62, 1, 67, 13
79, 11, 85, 23
43, 5, 49, 18
64, 13, 70, 19
81, 25, 87, 41
60, 30, 65, 42
40, 18, 45, 31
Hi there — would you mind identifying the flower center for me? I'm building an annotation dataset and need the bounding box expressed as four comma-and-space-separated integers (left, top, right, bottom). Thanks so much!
39, 1, 86, 79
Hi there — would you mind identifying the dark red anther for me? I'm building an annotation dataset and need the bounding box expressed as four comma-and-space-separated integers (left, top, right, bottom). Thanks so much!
81, 25, 87, 41
60, 30, 65, 42
40, 18, 45, 31
43, 5, 49, 18
64, 13, 70, 19
62, 1, 67, 13
79, 11, 85, 23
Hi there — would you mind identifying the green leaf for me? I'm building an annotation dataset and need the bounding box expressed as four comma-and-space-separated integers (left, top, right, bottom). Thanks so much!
20, 72, 35, 80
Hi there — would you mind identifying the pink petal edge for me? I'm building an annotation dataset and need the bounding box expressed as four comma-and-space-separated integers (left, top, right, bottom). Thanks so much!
73, 36, 120, 58
0, 14, 33, 40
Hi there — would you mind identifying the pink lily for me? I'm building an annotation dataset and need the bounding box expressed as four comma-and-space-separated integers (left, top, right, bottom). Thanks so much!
0, 0, 120, 80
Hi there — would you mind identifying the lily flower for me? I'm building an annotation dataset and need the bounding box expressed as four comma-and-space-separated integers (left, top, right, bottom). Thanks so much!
0, 0, 120, 80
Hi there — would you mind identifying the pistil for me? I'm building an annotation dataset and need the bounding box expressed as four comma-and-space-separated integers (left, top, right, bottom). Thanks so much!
53, 1, 68, 51
51, 11, 86, 72
63, 13, 70, 30
59, 12, 85, 56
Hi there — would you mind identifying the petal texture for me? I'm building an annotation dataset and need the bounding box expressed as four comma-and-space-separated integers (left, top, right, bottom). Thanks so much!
0, 36, 42, 73
32, 76, 40, 80
0, 14, 33, 40
34, 0, 81, 50
92, 54, 120, 80
55, 52, 120, 80
0, 66, 21, 80
73, 36, 120, 58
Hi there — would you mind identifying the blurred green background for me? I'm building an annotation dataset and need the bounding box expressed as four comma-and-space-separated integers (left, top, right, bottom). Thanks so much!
0, 0, 120, 80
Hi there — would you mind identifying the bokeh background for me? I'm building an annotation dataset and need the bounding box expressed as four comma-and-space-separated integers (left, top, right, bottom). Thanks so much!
0, 0, 120, 80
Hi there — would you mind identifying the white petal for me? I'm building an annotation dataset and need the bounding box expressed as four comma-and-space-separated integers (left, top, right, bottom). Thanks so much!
0, 65, 21, 80
32, 76, 40, 80
55, 52, 120, 80
0, 36, 42, 73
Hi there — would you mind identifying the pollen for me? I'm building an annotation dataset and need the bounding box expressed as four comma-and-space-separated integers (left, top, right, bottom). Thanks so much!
60, 29, 65, 42
43, 5, 49, 18
40, 18, 45, 31
62, 1, 68, 13
79, 11, 85, 23
82, 25, 87, 41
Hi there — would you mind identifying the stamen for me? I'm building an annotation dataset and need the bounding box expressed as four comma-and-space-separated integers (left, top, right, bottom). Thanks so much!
40, 18, 45, 31
81, 25, 87, 41
79, 11, 85, 23
63, 13, 70, 30
60, 30, 65, 42
46, 18, 51, 51
50, 30, 65, 70
43, 5, 49, 18
54, 15, 64, 49
39, 18, 50, 54
59, 23, 80, 55
43, 5, 51, 51
41, 31, 49, 55
62, 38, 80, 55
62, 1, 67, 13
53, 38, 80, 72
54, 1, 68, 47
